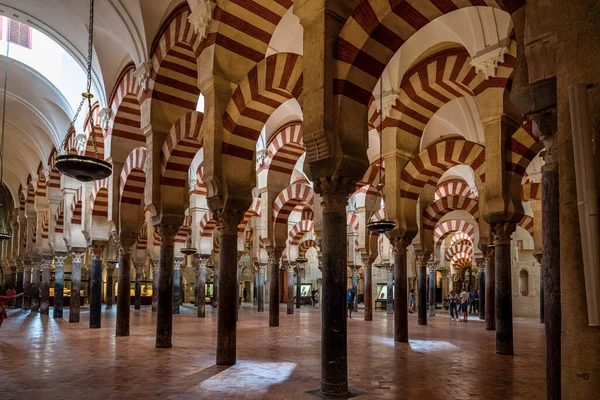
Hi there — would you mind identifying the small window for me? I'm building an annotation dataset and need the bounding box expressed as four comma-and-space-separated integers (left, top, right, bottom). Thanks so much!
9, 20, 32, 49
519, 269, 529, 296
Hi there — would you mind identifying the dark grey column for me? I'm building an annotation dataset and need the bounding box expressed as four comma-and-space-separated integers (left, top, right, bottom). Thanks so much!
538, 260, 544, 324
320, 190, 348, 397
417, 255, 428, 325
116, 246, 132, 336
493, 222, 515, 355
106, 264, 115, 309
351, 266, 359, 312
295, 266, 302, 309
478, 267, 485, 320
155, 226, 177, 348
172, 259, 182, 314
386, 265, 394, 315
484, 248, 495, 330
216, 210, 243, 366
23, 264, 32, 310
40, 259, 51, 315
257, 264, 265, 312
15, 265, 23, 308
253, 273, 258, 306
31, 259, 40, 312
53, 255, 67, 319
286, 265, 294, 314
363, 261, 372, 321
151, 260, 158, 312
268, 248, 282, 327
134, 263, 143, 311
428, 262, 436, 317
196, 255, 207, 318
393, 239, 409, 342
212, 262, 220, 309
89, 243, 105, 329
69, 252, 84, 322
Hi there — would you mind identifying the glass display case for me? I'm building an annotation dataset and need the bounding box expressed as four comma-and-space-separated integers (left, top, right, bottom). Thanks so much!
48, 271, 86, 306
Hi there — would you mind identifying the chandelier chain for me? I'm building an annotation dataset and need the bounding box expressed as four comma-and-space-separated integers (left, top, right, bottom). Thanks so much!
0, 22, 9, 186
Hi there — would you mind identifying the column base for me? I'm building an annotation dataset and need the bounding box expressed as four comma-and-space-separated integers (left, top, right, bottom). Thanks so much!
306, 388, 366, 399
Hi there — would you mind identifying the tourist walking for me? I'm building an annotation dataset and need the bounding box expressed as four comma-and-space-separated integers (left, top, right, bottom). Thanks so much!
448, 290, 459, 320
460, 287, 470, 322
408, 288, 415, 313
347, 286, 355, 319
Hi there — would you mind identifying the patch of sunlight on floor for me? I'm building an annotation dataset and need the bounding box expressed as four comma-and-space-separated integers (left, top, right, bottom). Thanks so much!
371, 336, 458, 353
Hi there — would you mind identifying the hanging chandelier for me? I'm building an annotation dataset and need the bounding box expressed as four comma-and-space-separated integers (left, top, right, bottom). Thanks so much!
0, 25, 12, 242
180, 206, 197, 256
54, 0, 112, 182
367, 76, 396, 234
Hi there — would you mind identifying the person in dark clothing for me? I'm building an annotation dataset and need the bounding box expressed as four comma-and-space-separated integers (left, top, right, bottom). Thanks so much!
243, 287, 247, 303
347, 286, 355, 319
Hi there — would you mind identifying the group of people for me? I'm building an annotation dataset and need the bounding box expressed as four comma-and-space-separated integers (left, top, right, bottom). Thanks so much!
448, 288, 479, 322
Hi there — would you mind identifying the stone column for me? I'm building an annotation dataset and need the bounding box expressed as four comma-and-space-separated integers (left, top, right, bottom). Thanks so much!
286, 264, 294, 315
53, 254, 67, 319
212, 262, 220, 309
215, 209, 244, 366
351, 265, 359, 312
268, 248, 283, 327
106, 263, 116, 309
116, 234, 135, 336
386, 265, 393, 315
393, 239, 410, 342
428, 262, 436, 317
295, 265, 303, 309
40, 258, 51, 315
15, 261, 23, 308
69, 252, 85, 322
172, 258, 182, 315
89, 242, 106, 329
253, 272, 258, 306
484, 247, 495, 330
319, 190, 351, 396
363, 260, 372, 321
416, 254, 429, 325
534, 253, 544, 323
155, 225, 178, 348
133, 262, 143, 311
478, 264, 485, 321
151, 259, 158, 312
23, 262, 32, 310
195, 255, 207, 318
30, 258, 41, 312
492, 222, 516, 355
257, 263, 265, 312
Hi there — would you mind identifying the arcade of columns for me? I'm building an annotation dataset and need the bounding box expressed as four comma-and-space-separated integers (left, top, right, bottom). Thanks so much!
0, 0, 599, 398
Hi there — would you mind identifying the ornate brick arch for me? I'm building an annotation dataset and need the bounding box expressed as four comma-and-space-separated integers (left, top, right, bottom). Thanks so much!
91, 178, 109, 218
288, 220, 314, 246
71, 187, 83, 225
423, 196, 479, 231
517, 215, 534, 239
199, 210, 219, 238
55, 201, 64, 234
261, 122, 305, 185
346, 211, 360, 232
238, 197, 262, 233
298, 239, 317, 257
435, 178, 476, 200
120, 147, 147, 206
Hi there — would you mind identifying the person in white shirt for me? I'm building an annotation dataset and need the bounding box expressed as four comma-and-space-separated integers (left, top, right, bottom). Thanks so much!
459, 288, 470, 322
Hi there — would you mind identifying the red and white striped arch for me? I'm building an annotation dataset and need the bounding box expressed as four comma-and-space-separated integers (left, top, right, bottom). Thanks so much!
507, 119, 544, 178
423, 196, 479, 231
136, 225, 148, 251
298, 239, 317, 257
445, 243, 473, 262
222, 53, 303, 166
357, 158, 384, 189
191, 162, 207, 196
518, 215, 534, 239
42, 211, 49, 240
55, 201, 64, 234
347, 211, 360, 232
107, 65, 143, 145
160, 111, 203, 187
141, 6, 202, 128
260, 122, 305, 182
435, 179, 476, 200
238, 197, 262, 233
70, 187, 83, 225
449, 232, 472, 248
434, 219, 476, 245
199, 210, 219, 238
47, 149, 61, 190
288, 220, 315, 246
120, 147, 147, 206
521, 175, 541, 201
335, 1, 521, 107
91, 178, 109, 218
175, 215, 192, 244
451, 253, 473, 268
273, 183, 314, 224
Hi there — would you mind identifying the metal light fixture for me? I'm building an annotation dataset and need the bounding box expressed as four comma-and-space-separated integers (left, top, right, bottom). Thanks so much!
180, 207, 197, 256
0, 27, 12, 242
55, 0, 112, 182
367, 76, 396, 234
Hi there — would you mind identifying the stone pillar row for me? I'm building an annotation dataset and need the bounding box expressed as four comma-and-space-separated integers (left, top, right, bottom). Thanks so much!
89, 242, 106, 329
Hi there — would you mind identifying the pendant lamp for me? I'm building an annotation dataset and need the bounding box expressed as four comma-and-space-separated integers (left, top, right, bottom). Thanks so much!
0, 27, 12, 241
180, 207, 197, 256
367, 76, 396, 234
55, 0, 112, 182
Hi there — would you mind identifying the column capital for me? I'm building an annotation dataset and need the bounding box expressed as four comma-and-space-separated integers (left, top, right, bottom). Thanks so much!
133, 262, 145, 273
117, 231, 138, 255
320, 188, 349, 211
214, 208, 244, 236
71, 251, 86, 264
391, 237, 412, 254
41, 258, 52, 270
89, 240, 108, 260
174, 258, 183, 270
491, 222, 516, 245
54, 254, 68, 268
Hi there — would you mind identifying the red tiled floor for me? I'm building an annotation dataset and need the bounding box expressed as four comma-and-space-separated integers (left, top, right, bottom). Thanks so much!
0, 304, 546, 399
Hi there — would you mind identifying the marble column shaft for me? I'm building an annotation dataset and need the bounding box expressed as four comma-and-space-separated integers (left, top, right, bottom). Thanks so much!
364, 263, 372, 321
320, 191, 348, 396
89, 244, 105, 329
106, 266, 115, 308
15, 267, 23, 308
134, 264, 143, 311
69, 254, 84, 322
484, 249, 495, 330
295, 267, 302, 309
286, 266, 294, 315
253, 274, 258, 306
156, 227, 176, 348
53, 256, 67, 319
257, 264, 265, 312
268, 249, 282, 327
172, 260, 182, 315
151, 260, 158, 312
212, 263, 220, 309
394, 241, 409, 342
40, 259, 51, 315
494, 223, 515, 355
539, 265, 544, 324
478, 269, 485, 320
116, 249, 132, 336
196, 258, 207, 318
428, 264, 436, 317
216, 211, 242, 366
386, 266, 393, 315
30, 261, 40, 312
351, 267, 359, 312
417, 257, 428, 325
23, 265, 32, 310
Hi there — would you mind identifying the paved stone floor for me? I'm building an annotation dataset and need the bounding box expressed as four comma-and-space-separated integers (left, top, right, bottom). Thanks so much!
0, 304, 546, 399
